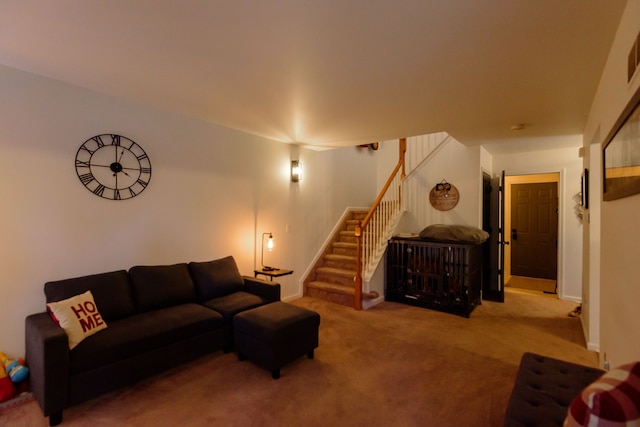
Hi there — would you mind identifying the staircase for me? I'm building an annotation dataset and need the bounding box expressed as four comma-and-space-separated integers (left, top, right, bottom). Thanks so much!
304, 133, 451, 309
304, 210, 380, 308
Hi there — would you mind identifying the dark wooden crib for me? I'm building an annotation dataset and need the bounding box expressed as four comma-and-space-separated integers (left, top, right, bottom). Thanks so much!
385, 237, 482, 317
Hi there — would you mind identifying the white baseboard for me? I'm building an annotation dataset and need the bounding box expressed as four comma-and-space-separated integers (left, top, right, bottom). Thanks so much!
283, 292, 303, 302
560, 295, 582, 303
587, 342, 600, 352
362, 295, 385, 310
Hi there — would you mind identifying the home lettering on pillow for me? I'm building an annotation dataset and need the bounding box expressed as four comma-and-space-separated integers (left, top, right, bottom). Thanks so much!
70, 299, 105, 333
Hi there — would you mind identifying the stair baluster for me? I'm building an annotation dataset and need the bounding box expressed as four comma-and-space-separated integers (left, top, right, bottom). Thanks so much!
354, 138, 406, 309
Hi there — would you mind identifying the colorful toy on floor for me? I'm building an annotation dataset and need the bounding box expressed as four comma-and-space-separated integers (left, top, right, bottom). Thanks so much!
0, 363, 16, 403
0, 352, 29, 383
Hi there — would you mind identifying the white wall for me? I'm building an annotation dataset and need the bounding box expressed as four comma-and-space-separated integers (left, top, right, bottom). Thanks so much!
491, 140, 584, 300
374, 140, 400, 191
393, 138, 483, 232
0, 65, 378, 357
582, 1, 640, 368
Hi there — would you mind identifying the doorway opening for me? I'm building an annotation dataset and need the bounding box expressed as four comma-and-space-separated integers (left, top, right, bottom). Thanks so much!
504, 173, 559, 295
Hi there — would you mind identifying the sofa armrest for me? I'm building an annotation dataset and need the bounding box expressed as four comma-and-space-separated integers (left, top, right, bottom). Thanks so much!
243, 276, 281, 302
25, 312, 70, 417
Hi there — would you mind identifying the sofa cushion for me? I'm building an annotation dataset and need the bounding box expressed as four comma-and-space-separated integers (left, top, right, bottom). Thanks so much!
565, 361, 640, 426
129, 263, 196, 312
202, 291, 270, 322
45, 270, 135, 322
189, 256, 245, 301
419, 224, 489, 244
47, 291, 108, 349
69, 303, 225, 374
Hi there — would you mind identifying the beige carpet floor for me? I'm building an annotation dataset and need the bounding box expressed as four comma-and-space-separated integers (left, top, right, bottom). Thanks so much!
506, 276, 557, 294
1, 289, 597, 427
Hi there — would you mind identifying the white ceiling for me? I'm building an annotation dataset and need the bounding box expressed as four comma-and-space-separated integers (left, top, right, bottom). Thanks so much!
0, 1, 627, 152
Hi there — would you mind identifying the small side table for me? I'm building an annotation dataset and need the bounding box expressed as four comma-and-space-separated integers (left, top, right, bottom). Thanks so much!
254, 268, 293, 281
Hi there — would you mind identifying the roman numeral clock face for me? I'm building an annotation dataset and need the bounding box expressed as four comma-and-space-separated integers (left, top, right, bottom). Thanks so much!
75, 134, 151, 200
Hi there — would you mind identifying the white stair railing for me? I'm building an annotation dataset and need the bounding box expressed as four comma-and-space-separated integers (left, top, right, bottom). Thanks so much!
354, 139, 406, 309
353, 132, 452, 310
361, 165, 404, 281
405, 131, 450, 176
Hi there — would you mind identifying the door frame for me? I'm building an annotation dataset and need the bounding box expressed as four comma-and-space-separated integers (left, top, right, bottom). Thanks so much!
504, 172, 561, 292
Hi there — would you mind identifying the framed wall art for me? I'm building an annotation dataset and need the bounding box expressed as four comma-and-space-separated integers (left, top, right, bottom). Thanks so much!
603, 85, 640, 201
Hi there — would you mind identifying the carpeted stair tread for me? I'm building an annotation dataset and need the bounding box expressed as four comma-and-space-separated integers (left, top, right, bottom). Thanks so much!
308, 281, 379, 299
303, 209, 374, 307
338, 231, 357, 243
324, 254, 356, 262
316, 266, 356, 277
332, 241, 357, 248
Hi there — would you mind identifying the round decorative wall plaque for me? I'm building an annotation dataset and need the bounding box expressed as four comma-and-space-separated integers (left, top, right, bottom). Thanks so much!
429, 180, 459, 211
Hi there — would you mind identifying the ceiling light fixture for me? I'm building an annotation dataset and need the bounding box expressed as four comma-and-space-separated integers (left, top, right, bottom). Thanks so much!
510, 123, 527, 131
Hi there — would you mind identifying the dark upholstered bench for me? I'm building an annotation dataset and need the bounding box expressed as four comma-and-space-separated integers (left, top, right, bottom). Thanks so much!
503, 352, 605, 427
233, 301, 320, 379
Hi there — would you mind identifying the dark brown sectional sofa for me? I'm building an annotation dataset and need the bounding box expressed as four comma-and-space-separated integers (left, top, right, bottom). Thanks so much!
25, 256, 279, 426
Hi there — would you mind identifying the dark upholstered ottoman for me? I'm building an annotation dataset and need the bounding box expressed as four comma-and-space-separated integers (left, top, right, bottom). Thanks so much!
233, 301, 320, 379
503, 352, 605, 427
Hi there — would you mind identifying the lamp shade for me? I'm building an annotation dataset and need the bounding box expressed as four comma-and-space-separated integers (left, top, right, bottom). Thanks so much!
261, 232, 274, 270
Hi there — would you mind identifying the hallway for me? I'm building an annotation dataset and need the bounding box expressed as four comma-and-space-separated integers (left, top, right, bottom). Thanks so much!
506, 276, 557, 294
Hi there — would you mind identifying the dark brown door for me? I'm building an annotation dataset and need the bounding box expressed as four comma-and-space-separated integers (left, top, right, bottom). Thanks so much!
510, 182, 558, 279
483, 171, 505, 302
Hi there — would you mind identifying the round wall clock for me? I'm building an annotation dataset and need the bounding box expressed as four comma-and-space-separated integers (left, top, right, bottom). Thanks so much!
75, 134, 151, 200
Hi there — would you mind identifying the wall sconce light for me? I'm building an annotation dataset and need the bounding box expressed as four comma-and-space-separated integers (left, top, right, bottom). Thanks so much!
291, 160, 302, 182
261, 232, 275, 271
